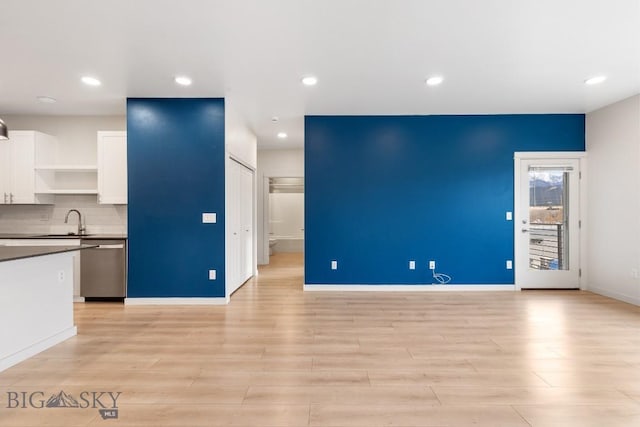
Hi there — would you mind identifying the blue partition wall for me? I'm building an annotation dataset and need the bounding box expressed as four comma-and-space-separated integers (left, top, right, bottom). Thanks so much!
127, 98, 226, 297
305, 114, 585, 285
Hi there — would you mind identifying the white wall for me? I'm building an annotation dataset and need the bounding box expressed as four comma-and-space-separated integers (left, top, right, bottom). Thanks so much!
269, 193, 304, 239
225, 104, 257, 169
0, 115, 127, 234
257, 149, 304, 264
586, 94, 640, 305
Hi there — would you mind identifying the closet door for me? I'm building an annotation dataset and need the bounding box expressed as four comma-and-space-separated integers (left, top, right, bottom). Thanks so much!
228, 159, 254, 295
228, 161, 241, 293
239, 165, 254, 282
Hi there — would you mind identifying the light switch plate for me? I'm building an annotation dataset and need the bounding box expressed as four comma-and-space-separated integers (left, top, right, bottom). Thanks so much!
506, 260, 513, 270
202, 213, 217, 223
506, 211, 513, 221
409, 260, 416, 270
331, 260, 338, 270
209, 270, 216, 280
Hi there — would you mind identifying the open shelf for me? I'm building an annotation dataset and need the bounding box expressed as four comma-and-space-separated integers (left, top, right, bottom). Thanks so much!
35, 166, 98, 196
35, 189, 98, 195
35, 164, 98, 172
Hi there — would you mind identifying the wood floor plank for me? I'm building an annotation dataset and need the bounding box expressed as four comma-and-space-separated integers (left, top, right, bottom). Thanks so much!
513, 404, 640, 427
1, 252, 640, 426
309, 404, 530, 426
432, 386, 637, 405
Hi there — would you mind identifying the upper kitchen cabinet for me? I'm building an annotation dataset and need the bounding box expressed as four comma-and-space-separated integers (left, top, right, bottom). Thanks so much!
0, 131, 56, 204
97, 131, 127, 204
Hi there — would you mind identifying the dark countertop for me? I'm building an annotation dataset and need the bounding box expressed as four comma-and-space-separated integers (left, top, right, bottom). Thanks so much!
0, 233, 127, 240
0, 245, 98, 263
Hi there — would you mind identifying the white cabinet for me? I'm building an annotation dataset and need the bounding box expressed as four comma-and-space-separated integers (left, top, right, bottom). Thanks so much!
97, 131, 127, 204
0, 239, 81, 297
0, 141, 10, 204
0, 131, 56, 204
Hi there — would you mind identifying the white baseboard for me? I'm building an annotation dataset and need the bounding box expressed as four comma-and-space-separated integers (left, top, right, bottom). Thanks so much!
588, 286, 640, 306
303, 284, 516, 292
124, 297, 230, 305
0, 326, 77, 372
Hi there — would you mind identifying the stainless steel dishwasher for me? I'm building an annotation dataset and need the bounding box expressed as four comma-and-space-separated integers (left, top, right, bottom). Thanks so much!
80, 239, 127, 299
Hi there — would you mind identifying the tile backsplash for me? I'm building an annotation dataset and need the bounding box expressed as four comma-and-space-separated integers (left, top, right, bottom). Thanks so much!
0, 195, 126, 235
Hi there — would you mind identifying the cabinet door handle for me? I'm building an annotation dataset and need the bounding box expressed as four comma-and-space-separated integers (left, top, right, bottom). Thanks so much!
3, 193, 6, 204
9, 193, 13, 204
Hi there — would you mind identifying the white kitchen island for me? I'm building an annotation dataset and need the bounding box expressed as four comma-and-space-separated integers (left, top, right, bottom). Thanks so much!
0, 246, 91, 372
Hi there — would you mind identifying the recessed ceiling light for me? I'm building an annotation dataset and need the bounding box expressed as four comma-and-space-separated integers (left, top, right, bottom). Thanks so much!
277, 132, 288, 139
81, 76, 101, 86
425, 76, 444, 86
585, 75, 607, 85
301, 76, 318, 86
175, 76, 192, 86
37, 96, 57, 104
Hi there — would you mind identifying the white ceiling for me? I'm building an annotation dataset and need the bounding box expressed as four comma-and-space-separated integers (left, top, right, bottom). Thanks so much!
1, 0, 639, 149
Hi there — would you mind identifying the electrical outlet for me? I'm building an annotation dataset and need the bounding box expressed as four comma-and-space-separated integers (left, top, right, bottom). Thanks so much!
208, 270, 216, 280
429, 261, 435, 270
331, 260, 338, 270
631, 268, 639, 279
409, 260, 416, 270
506, 260, 513, 269
506, 211, 513, 221
57, 271, 65, 282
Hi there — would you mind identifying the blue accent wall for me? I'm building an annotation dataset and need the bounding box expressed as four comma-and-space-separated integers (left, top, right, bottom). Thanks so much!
305, 114, 585, 285
127, 98, 226, 297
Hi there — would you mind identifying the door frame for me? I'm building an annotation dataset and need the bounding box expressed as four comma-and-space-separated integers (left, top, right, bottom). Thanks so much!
514, 152, 587, 290
225, 155, 257, 298
260, 175, 304, 265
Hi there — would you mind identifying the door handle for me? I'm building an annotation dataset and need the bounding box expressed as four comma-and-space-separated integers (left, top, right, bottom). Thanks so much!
522, 229, 529, 233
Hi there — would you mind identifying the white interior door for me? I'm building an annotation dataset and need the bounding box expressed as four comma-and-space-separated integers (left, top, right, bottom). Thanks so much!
227, 161, 240, 293
227, 159, 254, 295
515, 155, 583, 289
239, 164, 254, 282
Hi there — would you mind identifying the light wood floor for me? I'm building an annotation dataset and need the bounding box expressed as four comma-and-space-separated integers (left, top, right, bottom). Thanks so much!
2, 252, 640, 426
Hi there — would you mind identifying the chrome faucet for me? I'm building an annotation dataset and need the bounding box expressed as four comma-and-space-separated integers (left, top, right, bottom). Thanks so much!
64, 209, 86, 235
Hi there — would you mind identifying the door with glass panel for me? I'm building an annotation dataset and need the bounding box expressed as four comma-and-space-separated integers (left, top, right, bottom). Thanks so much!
515, 156, 582, 289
